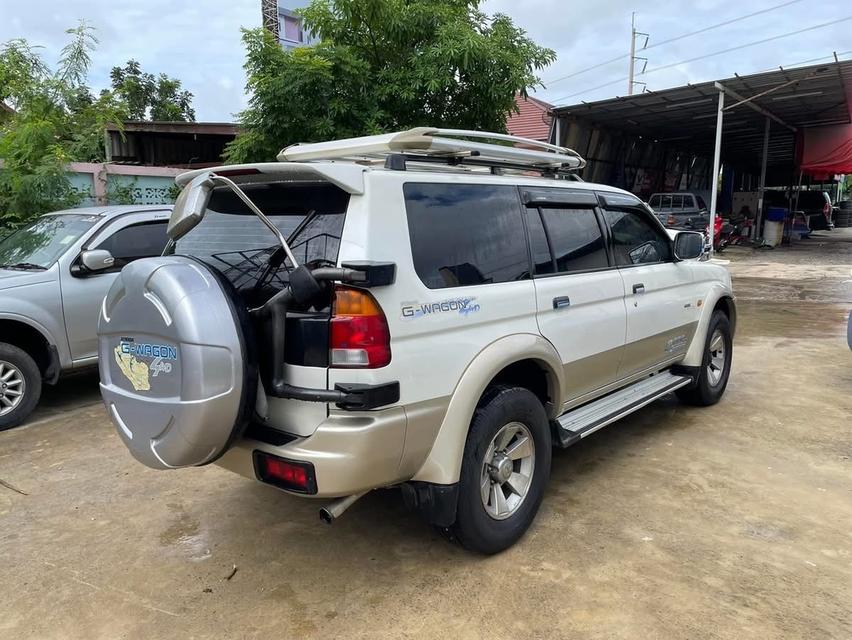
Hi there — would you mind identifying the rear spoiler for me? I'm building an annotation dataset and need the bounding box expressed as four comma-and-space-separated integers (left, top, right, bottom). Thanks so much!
175, 162, 366, 195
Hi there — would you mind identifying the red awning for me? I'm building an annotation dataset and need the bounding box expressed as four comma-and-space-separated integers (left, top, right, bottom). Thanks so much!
798, 124, 852, 179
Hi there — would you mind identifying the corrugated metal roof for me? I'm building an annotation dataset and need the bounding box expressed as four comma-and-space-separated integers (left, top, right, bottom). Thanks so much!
552, 59, 852, 171
507, 95, 553, 142
106, 121, 239, 135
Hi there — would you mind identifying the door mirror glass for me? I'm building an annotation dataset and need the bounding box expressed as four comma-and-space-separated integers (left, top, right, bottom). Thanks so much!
168, 172, 215, 241
673, 231, 704, 260
80, 249, 115, 272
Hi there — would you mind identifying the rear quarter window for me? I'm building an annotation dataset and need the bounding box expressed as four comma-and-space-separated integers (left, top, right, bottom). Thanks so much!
403, 183, 529, 289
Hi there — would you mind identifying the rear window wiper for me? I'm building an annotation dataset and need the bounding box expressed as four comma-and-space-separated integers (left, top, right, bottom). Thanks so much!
0, 262, 47, 270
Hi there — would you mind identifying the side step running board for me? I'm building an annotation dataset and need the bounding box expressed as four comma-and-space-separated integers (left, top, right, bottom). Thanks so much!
553, 372, 692, 447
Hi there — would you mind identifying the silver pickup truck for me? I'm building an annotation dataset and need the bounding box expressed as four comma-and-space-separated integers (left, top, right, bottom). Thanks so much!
0, 205, 172, 429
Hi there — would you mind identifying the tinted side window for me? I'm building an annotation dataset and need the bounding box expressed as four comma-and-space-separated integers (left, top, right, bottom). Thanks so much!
98, 221, 168, 270
526, 209, 555, 275
603, 208, 672, 266
649, 195, 661, 208
538, 208, 608, 273
696, 195, 707, 209
404, 183, 529, 288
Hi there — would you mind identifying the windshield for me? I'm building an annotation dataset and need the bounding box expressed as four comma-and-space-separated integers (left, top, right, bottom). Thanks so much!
0, 214, 99, 269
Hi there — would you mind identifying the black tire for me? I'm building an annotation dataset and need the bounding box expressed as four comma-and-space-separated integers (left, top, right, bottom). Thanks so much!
452, 386, 551, 554
676, 311, 732, 406
0, 342, 42, 431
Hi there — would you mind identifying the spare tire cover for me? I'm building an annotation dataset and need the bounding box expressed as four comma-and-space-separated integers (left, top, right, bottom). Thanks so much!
98, 256, 249, 469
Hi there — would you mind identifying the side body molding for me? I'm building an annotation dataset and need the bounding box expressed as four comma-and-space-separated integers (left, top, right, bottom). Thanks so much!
412, 333, 564, 486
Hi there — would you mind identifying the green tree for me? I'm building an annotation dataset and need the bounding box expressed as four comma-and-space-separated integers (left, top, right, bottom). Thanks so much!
109, 59, 195, 121
0, 24, 196, 226
0, 23, 125, 225
225, 0, 555, 163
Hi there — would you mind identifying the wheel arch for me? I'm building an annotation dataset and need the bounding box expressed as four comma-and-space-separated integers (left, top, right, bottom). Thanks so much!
411, 333, 564, 485
681, 287, 736, 367
0, 318, 59, 382
713, 295, 737, 336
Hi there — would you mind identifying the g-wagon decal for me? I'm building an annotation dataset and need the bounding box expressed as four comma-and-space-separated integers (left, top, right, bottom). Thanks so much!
401, 297, 480, 320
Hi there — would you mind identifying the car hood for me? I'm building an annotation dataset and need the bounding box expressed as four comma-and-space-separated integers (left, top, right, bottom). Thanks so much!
0, 268, 56, 292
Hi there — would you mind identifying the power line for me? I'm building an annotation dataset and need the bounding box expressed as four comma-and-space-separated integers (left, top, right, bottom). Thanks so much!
543, 0, 804, 87
551, 15, 852, 103
646, 0, 804, 51
757, 49, 852, 72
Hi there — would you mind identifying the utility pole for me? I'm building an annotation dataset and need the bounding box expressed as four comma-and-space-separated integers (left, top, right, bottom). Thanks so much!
261, 0, 280, 40
628, 13, 649, 96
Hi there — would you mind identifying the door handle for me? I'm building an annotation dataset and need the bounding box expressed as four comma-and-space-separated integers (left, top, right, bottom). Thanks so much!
552, 296, 571, 309
632, 283, 645, 294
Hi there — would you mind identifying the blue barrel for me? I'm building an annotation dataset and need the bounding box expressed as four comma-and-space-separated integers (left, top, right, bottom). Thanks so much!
766, 206, 786, 222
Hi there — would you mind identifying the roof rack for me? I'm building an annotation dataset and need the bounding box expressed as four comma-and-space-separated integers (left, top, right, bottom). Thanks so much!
277, 127, 586, 176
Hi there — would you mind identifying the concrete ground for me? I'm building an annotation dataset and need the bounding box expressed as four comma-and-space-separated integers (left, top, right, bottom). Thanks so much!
1, 231, 850, 640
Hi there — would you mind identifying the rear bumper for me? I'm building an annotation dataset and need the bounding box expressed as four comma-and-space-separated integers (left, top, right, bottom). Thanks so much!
216, 406, 408, 497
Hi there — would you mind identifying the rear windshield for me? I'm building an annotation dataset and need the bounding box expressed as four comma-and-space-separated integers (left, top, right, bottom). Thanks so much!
174, 182, 348, 292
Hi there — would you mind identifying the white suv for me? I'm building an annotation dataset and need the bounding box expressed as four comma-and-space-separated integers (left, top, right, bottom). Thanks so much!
97, 129, 735, 554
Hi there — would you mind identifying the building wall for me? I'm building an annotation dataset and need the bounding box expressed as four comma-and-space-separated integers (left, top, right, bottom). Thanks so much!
506, 96, 552, 142
67, 163, 183, 207
278, 1, 318, 49
554, 116, 713, 200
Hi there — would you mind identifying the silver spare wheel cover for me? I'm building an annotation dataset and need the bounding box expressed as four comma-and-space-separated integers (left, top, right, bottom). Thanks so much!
98, 256, 248, 469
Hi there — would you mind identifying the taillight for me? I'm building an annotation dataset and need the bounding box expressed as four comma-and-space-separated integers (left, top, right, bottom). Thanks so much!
667, 215, 676, 226
330, 286, 391, 368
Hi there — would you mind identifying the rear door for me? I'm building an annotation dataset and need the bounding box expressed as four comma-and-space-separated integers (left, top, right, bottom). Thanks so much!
173, 181, 351, 437
524, 188, 627, 404
598, 193, 699, 378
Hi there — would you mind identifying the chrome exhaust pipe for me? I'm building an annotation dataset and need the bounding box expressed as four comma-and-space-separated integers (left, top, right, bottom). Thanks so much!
319, 492, 366, 524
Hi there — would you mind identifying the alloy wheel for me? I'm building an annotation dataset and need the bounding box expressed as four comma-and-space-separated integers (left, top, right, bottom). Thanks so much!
480, 421, 535, 520
0, 360, 26, 417
707, 329, 726, 386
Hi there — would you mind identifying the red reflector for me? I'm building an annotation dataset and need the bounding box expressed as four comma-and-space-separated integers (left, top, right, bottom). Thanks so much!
254, 452, 316, 494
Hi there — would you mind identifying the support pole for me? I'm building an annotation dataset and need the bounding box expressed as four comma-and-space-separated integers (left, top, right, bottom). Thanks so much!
628, 13, 636, 96
754, 117, 770, 243
708, 90, 725, 258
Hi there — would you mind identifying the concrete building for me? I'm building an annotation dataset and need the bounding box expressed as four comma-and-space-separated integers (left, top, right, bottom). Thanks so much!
278, 1, 317, 49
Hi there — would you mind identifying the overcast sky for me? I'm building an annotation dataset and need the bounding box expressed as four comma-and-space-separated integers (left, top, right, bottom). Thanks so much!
1, 0, 850, 121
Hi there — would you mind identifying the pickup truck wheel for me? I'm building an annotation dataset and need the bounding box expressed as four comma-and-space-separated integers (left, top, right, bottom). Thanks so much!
676, 310, 732, 406
452, 386, 551, 554
0, 343, 42, 431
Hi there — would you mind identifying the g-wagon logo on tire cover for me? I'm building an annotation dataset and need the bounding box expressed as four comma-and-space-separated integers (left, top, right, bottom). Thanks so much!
113, 339, 177, 391
401, 297, 480, 320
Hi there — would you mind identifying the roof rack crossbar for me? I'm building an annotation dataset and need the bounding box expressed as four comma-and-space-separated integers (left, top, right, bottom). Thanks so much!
382, 153, 581, 178
277, 127, 586, 172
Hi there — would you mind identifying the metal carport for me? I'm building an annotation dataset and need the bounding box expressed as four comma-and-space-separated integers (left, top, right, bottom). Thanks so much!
550, 58, 852, 248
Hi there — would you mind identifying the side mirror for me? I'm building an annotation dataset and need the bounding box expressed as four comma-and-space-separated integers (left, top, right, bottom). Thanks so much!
168, 171, 215, 241
80, 249, 115, 273
673, 231, 704, 260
